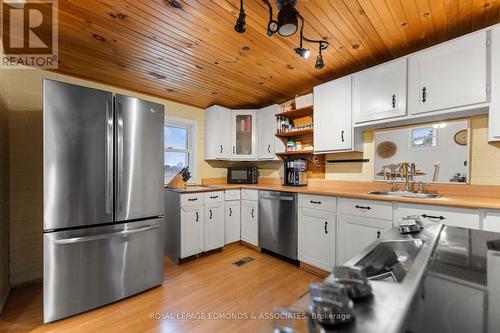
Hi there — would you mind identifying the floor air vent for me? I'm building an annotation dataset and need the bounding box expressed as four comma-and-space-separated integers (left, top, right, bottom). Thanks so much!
233, 256, 254, 267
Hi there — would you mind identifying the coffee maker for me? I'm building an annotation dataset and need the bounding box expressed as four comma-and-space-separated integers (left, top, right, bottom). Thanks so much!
284, 158, 308, 186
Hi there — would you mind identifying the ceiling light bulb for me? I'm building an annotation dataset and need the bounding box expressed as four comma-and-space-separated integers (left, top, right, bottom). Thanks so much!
315, 54, 324, 69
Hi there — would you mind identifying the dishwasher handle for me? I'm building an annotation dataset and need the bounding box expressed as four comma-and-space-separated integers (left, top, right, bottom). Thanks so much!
260, 195, 294, 201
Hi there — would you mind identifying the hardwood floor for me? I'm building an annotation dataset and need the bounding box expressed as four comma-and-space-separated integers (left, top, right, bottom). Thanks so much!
0, 244, 321, 333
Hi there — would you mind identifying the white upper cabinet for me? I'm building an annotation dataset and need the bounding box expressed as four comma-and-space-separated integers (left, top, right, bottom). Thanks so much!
408, 31, 488, 115
314, 76, 362, 153
353, 58, 407, 123
258, 104, 280, 160
204, 105, 231, 160
490, 25, 500, 142
231, 110, 258, 159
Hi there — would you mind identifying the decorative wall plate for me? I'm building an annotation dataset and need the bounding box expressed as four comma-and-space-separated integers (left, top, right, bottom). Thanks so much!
376, 141, 397, 158
454, 130, 468, 145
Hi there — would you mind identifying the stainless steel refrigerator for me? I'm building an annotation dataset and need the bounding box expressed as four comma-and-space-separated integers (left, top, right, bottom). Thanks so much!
43, 80, 164, 323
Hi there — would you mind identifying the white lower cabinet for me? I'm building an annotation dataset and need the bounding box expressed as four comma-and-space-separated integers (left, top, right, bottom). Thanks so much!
225, 201, 241, 244
394, 203, 480, 230
298, 208, 336, 271
203, 203, 225, 251
241, 200, 258, 246
483, 210, 500, 232
180, 205, 203, 258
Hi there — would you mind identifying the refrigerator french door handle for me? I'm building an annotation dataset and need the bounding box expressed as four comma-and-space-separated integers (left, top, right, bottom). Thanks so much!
116, 101, 124, 215
105, 100, 113, 214
53, 224, 159, 245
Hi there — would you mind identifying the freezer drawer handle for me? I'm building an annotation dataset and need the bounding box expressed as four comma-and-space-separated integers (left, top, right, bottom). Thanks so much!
261, 196, 294, 201
422, 214, 445, 220
53, 224, 159, 245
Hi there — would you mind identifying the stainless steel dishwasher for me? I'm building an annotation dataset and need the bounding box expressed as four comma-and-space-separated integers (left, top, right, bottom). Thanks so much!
259, 190, 298, 260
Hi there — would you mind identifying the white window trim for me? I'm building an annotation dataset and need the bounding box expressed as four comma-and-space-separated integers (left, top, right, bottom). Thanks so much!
165, 115, 198, 184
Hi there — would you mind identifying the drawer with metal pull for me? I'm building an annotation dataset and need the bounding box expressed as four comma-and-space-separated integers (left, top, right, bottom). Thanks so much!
394, 203, 479, 229
204, 191, 224, 203
298, 194, 337, 212
180, 193, 204, 207
338, 198, 393, 221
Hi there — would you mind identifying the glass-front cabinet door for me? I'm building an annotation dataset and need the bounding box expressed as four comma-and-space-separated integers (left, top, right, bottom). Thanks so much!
231, 110, 257, 159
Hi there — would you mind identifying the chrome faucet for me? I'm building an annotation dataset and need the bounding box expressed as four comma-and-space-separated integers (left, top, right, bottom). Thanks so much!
383, 164, 399, 192
400, 162, 415, 192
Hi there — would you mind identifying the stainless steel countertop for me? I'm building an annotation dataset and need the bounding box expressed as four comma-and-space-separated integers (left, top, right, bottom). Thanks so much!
281, 222, 444, 333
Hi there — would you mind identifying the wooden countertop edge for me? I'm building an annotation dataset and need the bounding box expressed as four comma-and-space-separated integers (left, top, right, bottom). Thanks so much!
166, 184, 500, 210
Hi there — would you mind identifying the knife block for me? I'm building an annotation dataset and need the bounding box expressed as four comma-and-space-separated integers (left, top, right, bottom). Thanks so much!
166, 174, 187, 189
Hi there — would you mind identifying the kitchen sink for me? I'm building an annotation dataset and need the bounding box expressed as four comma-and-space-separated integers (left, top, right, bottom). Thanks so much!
355, 240, 424, 283
368, 190, 442, 199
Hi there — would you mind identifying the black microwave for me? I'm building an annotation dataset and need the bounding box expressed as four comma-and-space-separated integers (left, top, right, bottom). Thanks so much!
227, 166, 259, 184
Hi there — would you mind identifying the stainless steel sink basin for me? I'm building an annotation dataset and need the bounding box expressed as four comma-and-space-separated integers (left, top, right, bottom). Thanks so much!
173, 186, 216, 192
368, 190, 441, 199
355, 239, 424, 283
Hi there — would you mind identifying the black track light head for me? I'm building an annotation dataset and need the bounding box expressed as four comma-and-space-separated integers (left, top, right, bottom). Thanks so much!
294, 47, 310, 59
234, 9, 246, 33
277, 5, 298, 37
315, 54, 324, 69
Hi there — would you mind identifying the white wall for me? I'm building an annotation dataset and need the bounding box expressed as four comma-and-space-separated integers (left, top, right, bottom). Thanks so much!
374, 120, 469, 183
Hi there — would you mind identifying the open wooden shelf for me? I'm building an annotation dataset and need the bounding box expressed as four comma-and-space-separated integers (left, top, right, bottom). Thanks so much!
275, 105, 313, 119
275, 128, 313, 138
275, 150, 314, 157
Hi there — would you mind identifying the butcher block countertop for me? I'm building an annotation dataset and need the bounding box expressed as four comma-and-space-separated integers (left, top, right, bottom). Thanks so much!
166, 178, 500, 210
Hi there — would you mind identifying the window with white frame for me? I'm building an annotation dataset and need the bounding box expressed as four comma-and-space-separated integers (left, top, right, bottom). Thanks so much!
164, 116, 197, 184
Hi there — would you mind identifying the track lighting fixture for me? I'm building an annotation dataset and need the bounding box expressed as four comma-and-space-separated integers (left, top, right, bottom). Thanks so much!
234, 0, 329, 69
315, 54, 324, 69
234, 0, 246, 33
277, 2, 298, 37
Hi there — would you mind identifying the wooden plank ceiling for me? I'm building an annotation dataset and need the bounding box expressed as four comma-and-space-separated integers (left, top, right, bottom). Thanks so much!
52, 0, 500, 109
